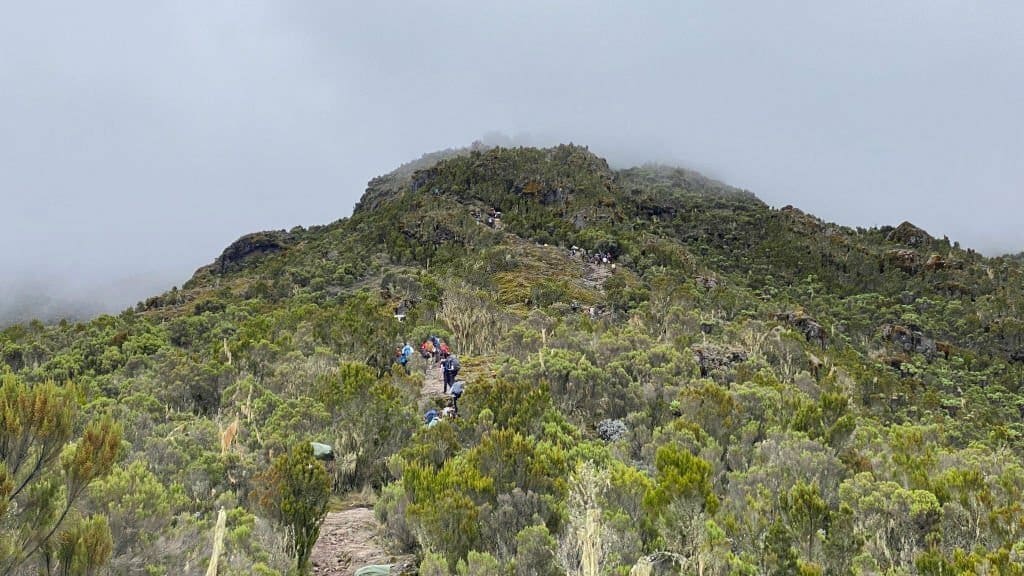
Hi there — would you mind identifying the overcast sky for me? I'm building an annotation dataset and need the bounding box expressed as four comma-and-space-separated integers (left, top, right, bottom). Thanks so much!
2, 1, 1022, 321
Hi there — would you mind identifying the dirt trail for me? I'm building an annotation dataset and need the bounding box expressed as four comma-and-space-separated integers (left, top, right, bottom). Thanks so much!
310, 507, 407, 576
420, 360, 447, 399
582, 261, 613, 289
311, 362, 443, 575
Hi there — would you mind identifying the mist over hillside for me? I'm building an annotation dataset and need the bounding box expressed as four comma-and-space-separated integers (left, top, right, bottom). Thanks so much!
4, 2, 1024, 332
2, 139, 1019, 328
0, 271, 176, 327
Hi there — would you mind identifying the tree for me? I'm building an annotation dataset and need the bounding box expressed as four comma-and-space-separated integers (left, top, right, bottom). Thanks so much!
514, 525, 562, 576
254, 442, 331, 574
779, 481, 830, 561
53, 514, 113, 576
0, 375, 121, 576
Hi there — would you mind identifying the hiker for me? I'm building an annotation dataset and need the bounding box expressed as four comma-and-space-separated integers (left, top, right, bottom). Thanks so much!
439, 341, 451, 359
430, 335, 442, 362
420, 340, 436, 370
450, 379, 464, 413
442, 355, 460, 394
424, 408, 438, 424
400, 342, 414, 374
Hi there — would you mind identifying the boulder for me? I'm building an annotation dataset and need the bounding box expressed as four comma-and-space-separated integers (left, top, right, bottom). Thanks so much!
311, 442, 335, 461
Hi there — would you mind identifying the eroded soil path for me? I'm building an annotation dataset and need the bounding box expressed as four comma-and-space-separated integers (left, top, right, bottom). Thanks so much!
420, 360, 446, 400
311, 362, 441, 575
310, 506, 410, 576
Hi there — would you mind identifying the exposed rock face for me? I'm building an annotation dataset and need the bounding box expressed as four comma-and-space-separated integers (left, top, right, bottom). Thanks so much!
881, 323, 937, 358
213, 231, 292, 274
924, 254, 947, 271
885, 249, 922, 273
775, 311, 828, 348
887, 221, 933, 247
693, 346, 748, 378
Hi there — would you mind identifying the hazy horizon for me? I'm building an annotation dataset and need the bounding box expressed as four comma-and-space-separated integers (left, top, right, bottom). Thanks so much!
3, 1, 1023, 324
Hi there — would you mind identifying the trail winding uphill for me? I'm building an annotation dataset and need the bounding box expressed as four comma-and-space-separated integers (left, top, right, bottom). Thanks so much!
310, 507, 397, 576
311, 359, 444, 575
420, 360, 446, 400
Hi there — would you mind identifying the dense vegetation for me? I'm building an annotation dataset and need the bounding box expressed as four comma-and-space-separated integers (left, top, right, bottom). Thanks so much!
3, 144, 1024, 575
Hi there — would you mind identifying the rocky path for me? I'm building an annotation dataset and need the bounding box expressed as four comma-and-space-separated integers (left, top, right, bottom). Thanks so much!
420, 361, 446, 399
310, 506, 401, 576
310, 363, 443, 575
582, 261, 613, 289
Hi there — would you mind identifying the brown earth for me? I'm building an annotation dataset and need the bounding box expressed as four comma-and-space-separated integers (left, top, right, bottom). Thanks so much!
310, 506, 412, 576
420, 359, 450, 400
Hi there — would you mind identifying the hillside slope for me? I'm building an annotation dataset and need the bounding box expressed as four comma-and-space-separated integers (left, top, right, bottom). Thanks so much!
3, 145, 1024, 575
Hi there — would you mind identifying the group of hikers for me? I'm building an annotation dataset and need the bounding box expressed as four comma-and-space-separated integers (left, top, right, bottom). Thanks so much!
471, 207, 503, 229
485, 208, 502, 228
569, 245, 614, 265
395, 335, 465, 426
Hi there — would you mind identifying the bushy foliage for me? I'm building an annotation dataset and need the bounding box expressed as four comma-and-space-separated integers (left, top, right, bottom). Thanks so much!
253, 443, 331, 574
0, 375, 121, 575
4, 145, 1024, 573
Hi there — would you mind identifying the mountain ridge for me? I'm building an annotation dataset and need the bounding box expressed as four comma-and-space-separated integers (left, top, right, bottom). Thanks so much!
4, 144, 1024, 575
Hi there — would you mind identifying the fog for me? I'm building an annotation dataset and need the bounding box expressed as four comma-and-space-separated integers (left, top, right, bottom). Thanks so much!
2, 1, 1022, 324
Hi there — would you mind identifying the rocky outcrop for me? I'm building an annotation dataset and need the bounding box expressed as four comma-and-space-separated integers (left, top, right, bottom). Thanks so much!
693, 346, 748, 378
212, 231, 292, 274
884, 249, 922, 273
775, 311, 828, 348
881, 323, 937, 358
886, 221, 933, 247
924, 254, 947, 271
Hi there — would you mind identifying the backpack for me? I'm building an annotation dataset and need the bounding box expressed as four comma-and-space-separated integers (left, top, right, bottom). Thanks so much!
449, 356, 460, 372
